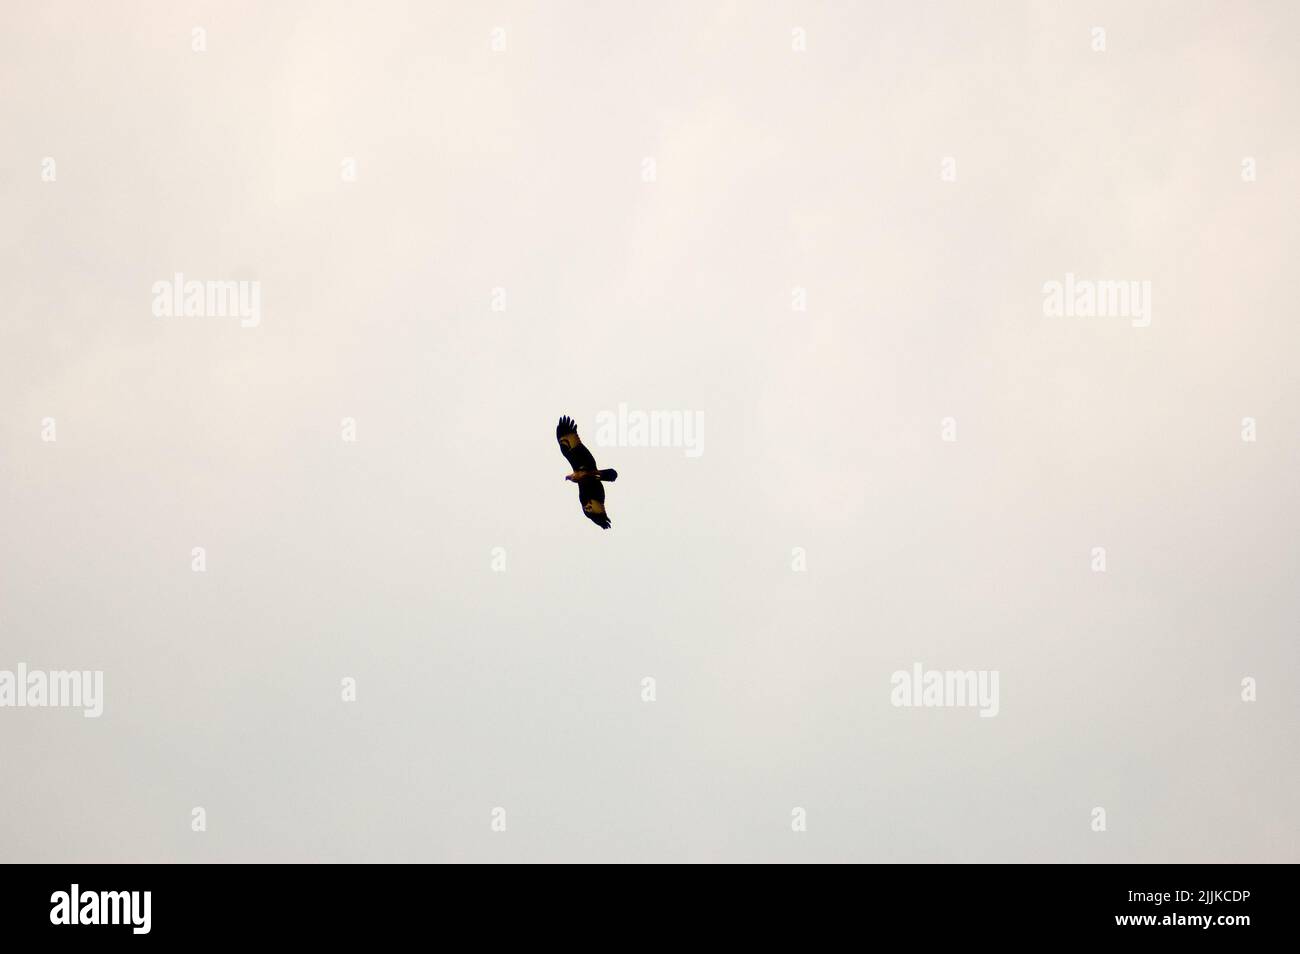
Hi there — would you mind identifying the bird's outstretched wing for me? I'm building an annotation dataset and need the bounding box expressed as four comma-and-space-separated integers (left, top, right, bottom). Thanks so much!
556, 415, 597, 471
577, 476, 611, 529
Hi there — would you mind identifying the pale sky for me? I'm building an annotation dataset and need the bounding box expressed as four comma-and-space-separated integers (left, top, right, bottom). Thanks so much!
1, 1, 1297, 862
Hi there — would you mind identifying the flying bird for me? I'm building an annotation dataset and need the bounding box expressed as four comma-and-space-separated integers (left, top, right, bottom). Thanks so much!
556, 415, 618, 529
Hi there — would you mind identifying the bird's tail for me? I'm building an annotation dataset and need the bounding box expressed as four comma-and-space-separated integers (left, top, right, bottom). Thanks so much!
596, 469, 618, 482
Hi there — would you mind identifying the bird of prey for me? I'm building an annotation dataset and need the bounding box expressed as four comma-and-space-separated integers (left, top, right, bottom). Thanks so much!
556, 415, 618, 529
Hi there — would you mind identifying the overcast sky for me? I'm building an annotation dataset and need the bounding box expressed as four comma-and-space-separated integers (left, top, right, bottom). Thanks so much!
2, 1, 1297, 862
